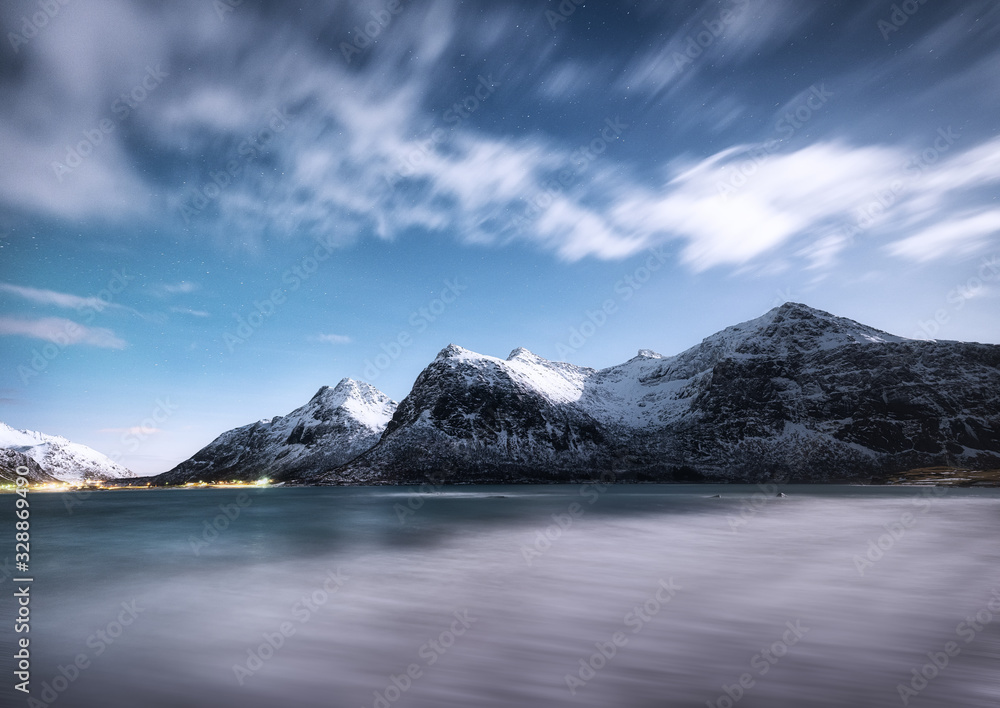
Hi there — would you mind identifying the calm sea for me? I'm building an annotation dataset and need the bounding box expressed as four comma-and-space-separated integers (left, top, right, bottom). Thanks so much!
4, 484, 999, 707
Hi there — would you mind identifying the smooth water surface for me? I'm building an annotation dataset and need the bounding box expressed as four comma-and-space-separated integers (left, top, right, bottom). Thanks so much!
4, 484, 1000, 707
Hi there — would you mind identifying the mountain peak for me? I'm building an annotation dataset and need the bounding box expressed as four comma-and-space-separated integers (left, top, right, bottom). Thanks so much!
507, 347, 538, 361
773, 301, 824, 314
698, 302, 907, 358
435, 343, 475, 361
765, 301, 838, 322
299, 379, 396, 422
637, 349, 663, 359
332, 377, 364, 396
156, 379, 397, 484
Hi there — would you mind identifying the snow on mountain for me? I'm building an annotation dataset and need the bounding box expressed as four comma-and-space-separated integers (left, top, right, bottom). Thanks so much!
323, 303, 1000, 484
155, 378, 397, 484
314, 344, 614, 485
0, 447, 61, 485
0, 421, 134, 483
663, 302, 909, 376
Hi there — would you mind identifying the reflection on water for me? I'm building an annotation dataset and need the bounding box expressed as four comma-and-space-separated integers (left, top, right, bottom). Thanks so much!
7, 485, 1000, 707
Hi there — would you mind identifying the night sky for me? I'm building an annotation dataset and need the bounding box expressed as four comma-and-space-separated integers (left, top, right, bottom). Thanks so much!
1, 0, 998, 473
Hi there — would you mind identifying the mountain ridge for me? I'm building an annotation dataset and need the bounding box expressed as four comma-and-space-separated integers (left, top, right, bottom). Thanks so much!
0, 421, 134, 483
153, 302, 1000, 485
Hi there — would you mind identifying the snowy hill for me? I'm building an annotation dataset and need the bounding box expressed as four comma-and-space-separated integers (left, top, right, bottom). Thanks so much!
155, 378, 397, 484
0, 422, 134, 483
0, 448, 61, 485
319, 303, 1000, 484
314, 344, 614, 484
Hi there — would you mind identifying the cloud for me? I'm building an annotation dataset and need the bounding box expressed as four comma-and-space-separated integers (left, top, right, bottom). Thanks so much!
614, 0, 818, 96
0, 317, 127, 348
169, 306, 210, 317
886, 210, 1000, 262
605, 141, 901, 270
310, 333, 352, 345
597, 134, 1000, 270
159, 282, 200, 295
0, 282, 130, 313
1, 0, 998, 277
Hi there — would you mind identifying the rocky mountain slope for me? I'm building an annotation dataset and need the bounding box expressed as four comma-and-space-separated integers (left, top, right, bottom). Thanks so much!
154, 378, 397, 484
314, 303, 1000, 484
304, 345, 618, 484
0, 421, 134, 483
0, 447, 61, 485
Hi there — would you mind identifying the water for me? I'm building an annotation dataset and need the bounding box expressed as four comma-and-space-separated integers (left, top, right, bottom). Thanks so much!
4, 485, 1000, 707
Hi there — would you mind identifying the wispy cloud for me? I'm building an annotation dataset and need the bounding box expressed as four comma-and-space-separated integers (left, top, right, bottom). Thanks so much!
0, 317, 127, 349
310, 333, 352, 345
0, 0, 998, 278
0, 282, 130, 313
169, 306, 210, 317
886, 210, 1000, 262
158, 282, 200, 296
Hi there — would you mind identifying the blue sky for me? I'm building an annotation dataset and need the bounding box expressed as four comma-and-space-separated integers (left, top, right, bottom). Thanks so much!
1, 0, 999, 474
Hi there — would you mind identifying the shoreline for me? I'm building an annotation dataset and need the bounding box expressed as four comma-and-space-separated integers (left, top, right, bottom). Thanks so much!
5, 467, 1000, 492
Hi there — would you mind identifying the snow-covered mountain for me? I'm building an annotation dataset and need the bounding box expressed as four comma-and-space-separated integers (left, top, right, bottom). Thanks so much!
155, 378, 397, 484
317, 303, 1000, 484
310, 344, 616, 484
0, 422, 134, 483
0, 447, 61, 485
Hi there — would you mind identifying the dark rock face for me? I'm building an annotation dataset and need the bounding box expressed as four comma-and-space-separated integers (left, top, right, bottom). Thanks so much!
327, 346, 620, 484
0, 448, 59, 485
320, 303, 1000, 484
153, 379, 396, 484
643, 339, 1000, 481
